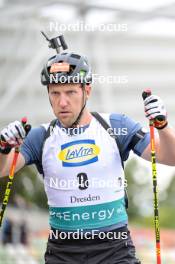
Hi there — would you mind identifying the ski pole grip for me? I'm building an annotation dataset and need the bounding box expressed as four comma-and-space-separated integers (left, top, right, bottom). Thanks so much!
21, 117, 31, 135
0, 118, 31, 149
142, 89, 152, 100
142, 89, 165, 122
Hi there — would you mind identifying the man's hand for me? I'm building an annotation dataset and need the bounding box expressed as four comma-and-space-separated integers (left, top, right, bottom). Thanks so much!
144, 95, 168, 129
0, 121, 26, 154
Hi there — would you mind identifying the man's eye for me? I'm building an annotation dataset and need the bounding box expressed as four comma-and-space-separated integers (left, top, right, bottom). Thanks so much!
67, 91, 75, 95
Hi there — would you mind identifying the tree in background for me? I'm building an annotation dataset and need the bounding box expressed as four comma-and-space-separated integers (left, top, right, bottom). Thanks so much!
0, 165, 47, 210
125, 158, 175, 228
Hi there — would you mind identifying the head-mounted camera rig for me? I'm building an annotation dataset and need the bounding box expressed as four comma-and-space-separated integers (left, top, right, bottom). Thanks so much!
41, 31, 68, 54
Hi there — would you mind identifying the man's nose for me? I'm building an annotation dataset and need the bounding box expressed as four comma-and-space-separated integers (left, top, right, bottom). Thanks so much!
59, 94, 68, 108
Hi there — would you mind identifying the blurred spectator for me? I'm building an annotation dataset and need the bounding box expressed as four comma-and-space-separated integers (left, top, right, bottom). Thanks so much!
2, 218, 13, 245
19, 220, 28, 245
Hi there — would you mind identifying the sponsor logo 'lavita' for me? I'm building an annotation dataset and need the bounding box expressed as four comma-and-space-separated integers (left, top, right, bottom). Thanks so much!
66, 146, 93, 160
58, 139, 100, 167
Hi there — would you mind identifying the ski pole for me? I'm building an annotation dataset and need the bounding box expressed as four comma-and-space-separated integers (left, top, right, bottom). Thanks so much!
142, 89, 161, 264
0, 117, 31, 227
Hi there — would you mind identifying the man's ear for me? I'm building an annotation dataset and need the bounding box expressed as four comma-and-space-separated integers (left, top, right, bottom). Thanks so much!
47, 85, 53, 106
85, 84, 91, 99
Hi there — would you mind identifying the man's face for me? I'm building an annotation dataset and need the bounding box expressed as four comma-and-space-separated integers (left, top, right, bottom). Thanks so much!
48, 83, 91, 127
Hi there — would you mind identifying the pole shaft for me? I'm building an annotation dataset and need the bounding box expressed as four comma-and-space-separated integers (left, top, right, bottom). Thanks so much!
149, 122, 161, 264
0, 147, 19, 227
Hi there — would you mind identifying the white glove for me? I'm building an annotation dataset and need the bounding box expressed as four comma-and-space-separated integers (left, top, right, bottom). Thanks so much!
0, 121, 26, 149
144, 95, 168, 129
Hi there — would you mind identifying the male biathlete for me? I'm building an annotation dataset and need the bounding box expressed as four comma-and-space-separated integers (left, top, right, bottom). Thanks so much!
0, 51, 175, 264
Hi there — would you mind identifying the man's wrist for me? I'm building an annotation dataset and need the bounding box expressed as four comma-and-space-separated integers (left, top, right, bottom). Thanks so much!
154, 120, 168, 130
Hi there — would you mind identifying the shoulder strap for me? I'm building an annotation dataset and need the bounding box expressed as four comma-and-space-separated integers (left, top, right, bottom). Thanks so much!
91, 112, 124, 169
40, 119, 57, 175
91, 112, 128, 209
44, 119, 58, 141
